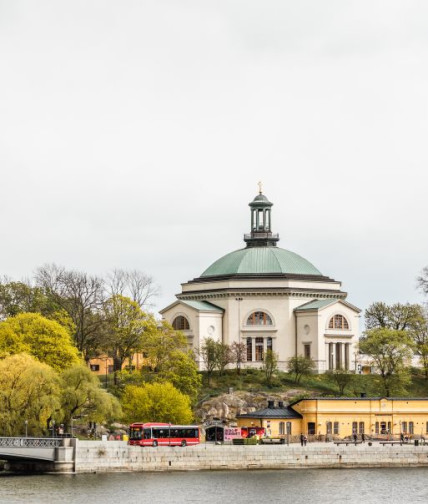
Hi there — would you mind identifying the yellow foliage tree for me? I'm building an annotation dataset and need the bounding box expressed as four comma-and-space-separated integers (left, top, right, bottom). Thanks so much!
0, 354, 61, 436
0, 312, 81, 371
121, 382, 193, 425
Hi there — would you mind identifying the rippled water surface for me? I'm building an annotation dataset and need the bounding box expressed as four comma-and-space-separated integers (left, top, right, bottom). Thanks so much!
1, 468, 428, 504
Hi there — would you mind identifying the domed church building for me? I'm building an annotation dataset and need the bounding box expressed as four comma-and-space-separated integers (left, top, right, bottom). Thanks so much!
160, 190, 361, 373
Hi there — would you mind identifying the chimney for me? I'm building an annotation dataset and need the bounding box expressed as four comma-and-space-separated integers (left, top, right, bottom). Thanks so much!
278, 401, 284, 408
267, 400, 274, 409
360, 393, 367, 398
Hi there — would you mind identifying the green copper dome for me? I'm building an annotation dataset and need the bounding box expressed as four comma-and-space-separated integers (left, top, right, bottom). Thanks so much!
201, 246, 322, 277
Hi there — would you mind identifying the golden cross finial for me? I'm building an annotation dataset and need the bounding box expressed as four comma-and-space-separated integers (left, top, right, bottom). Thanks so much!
258, 181, 263, 194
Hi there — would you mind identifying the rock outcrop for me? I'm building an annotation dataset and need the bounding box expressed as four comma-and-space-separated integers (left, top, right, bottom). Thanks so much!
195, 389, 306, 425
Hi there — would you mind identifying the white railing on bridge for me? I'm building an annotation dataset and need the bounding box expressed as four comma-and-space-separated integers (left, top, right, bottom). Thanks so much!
0, 437, 62, 448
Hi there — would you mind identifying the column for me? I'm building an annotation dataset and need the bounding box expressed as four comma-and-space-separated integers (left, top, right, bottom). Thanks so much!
344, 343, 350, 370
336, 343, 342, 369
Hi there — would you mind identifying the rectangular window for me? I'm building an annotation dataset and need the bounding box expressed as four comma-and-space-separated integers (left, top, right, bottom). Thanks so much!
286, 422, 292, 435
402, 422, 407, 433
329, 343, 334, 370
426, 422, 428, 435
359, 422, 365, 434
107, 365, 114, 374
307, 422, 316, 435
279, 422, 285, 435
255, 337, 264, 362
375, 422, 379, 434
409, 422, 414, 435
90, 364, 100, 371
304, 344, 311, 359
267, 337, 273, 352
326, 422, 332, 435
246, 338, 252, 362
352, 422, 358, 434
333, 422, 339, 435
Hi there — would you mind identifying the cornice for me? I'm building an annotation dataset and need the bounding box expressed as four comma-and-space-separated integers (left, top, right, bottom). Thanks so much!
177, 288, 347, 301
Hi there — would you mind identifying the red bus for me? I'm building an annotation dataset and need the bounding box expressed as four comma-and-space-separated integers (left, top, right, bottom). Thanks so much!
129, 422, 200, 447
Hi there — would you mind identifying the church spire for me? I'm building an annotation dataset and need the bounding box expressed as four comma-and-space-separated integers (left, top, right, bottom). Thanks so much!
244, 187, 280, 248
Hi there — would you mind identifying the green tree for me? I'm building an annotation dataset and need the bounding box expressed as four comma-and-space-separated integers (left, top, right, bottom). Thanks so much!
0, 313, 81, 371
199, 337, 218, 385
230, 341, 246, 375
327, 368, 354, 396
215, 342, 232, 376
60, 365, 121, 430
121, 382, 193, 424
359, 328, 414, 397
102, 295, 148, 383
365, 302, 423, 331
287, 355, 315, 384
142, 321, 201, 401
0, 353, 61, 436
410, 314, 428, 378
262, 349, 278, 385
0, 280, 57, 319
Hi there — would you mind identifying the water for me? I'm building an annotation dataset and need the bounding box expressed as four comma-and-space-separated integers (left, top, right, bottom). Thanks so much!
1, 468, 427, 504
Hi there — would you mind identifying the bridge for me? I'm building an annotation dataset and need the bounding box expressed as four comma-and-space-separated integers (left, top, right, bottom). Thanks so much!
0, 437, 76, 473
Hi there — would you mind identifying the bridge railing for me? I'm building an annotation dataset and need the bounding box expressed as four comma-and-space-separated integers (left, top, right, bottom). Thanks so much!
0, 437, 62, 448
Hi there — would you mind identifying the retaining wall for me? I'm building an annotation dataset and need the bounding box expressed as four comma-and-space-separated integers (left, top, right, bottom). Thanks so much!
75, 441, 428, 473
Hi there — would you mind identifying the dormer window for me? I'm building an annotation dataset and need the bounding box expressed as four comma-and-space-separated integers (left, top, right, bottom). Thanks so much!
328, 314, 349, 330
172, 315, 190, 330
246, 311, 273, 326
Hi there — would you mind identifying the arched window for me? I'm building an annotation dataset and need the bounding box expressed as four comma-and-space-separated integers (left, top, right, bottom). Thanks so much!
328, 314, 349, 330
172, 315, 190, 330
246, 311, 273, 326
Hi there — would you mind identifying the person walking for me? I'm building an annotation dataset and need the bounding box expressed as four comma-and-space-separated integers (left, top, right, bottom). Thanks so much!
361, 433, 366, 443
303, 435, 308, 446
300, 433, 305, 447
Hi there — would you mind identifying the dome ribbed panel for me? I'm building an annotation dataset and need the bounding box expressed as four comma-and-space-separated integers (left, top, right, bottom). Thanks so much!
200, 247, 322, 277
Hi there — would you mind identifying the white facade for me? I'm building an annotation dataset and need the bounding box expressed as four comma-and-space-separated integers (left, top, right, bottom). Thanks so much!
160, 193, 361, 372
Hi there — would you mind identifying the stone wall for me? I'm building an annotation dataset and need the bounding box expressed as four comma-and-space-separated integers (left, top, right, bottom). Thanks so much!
75, 441, 428, 473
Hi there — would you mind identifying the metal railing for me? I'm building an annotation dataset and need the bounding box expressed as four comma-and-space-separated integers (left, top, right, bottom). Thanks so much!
0, 437, 62, 448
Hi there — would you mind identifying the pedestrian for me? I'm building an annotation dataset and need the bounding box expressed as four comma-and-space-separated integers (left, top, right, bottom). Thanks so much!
400, 432, 404, 443
361, 433, 366, 443
303, 435, 308, 446
300, 433, 304, 447
353, 432, 357, 443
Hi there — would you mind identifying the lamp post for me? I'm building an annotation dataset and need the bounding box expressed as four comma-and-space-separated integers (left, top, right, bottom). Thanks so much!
52, 420, 56, 438
25, 420, 28, 438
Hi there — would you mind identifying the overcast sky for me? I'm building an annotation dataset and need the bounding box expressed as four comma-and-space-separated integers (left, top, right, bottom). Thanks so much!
1, 0, 428, 316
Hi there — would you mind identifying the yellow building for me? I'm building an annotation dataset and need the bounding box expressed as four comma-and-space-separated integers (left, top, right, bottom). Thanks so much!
237, 398, 428, 439
88, 353, 146, 379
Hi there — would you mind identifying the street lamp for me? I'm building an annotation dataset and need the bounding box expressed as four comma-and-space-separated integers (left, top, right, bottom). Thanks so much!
25, 420, 28, 438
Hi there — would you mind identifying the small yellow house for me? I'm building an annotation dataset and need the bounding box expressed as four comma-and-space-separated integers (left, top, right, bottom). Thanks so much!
236, 398, 428, 439
236, 400, 303, 438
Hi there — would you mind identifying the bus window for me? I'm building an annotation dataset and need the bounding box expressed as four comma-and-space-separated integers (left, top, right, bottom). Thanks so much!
152, 428, 169, 438
130, 427, 142, 440
144, 429, 151, 439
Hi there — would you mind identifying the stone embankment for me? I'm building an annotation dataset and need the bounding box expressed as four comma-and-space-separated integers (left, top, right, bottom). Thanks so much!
75, 441, 428, 473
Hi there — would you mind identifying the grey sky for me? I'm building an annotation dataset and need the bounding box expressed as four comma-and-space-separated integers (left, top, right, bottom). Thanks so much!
1, 0, 427, 315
